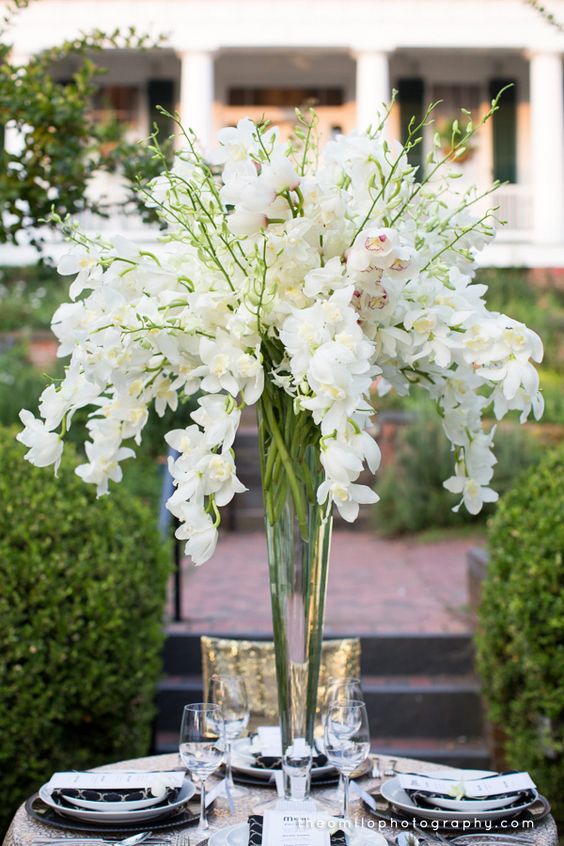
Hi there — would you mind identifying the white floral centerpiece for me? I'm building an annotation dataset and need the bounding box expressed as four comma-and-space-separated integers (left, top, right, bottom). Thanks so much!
18, 96, 543, 788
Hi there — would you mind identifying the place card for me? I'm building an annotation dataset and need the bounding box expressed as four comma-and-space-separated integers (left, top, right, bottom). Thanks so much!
47, 771, 184, 792
257, 726, 283, 756
262, 810, 330, 846
398, 771, 536, 798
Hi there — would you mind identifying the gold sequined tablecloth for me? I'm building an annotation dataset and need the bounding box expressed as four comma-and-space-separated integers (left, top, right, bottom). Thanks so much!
3, 753, 558, 846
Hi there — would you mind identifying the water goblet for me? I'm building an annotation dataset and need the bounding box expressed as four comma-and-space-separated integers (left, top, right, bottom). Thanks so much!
323, 700, 370, 822
179, 703, 224, 833
208, 674, 250, 797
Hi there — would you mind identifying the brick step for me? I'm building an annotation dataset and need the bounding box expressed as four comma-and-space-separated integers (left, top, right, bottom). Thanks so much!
152, 732, 489, 769
155, 673, 483, 739
162, 632, 475, 678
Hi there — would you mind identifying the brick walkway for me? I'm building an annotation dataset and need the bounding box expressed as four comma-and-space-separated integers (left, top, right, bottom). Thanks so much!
169, 531, 482, 634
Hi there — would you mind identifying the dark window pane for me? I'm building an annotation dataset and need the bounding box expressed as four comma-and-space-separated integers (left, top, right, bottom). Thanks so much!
398, 77, 424, 172
148, 79, 175, 139
489, 78, 517, 183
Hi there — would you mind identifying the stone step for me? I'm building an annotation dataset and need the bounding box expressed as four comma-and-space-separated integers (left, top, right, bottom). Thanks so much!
155, 673, 483, 739
162, 632, 475, 678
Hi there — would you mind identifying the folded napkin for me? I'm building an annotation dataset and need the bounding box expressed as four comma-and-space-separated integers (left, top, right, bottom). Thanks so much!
46, 771, 184, 805
248, 816, 346, 845
399, 771, 536, 802
252, 753, 329, 771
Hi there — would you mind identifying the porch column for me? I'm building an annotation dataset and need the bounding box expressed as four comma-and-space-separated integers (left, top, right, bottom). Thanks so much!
4, 52, 29, 156
530, 52, 564, 244
177, 50, 214, 148
355, 51, 390, 132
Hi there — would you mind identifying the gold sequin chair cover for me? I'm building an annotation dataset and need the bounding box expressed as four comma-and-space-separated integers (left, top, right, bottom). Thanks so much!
201, 635, 361, 733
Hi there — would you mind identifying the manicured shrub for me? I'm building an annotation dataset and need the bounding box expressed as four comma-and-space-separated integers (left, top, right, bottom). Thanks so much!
476, 444, 564, 825
0, 429, 170, 833
374, 413, 541, 535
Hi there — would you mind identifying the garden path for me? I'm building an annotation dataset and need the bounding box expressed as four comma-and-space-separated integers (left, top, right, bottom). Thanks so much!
170, 531, 481, 634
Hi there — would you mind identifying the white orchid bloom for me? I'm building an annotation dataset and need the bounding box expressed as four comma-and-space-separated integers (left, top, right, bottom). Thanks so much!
174, 501, 218, 565
191, 395, 241, 449
17, 410, 63, 471
317, 479, 379, 522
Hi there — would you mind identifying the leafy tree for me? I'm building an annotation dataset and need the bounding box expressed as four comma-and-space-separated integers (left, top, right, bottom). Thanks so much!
0, 0, 168, 248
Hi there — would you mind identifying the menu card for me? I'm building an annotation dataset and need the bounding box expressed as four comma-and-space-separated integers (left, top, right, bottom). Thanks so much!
47, 771, 184, 793
262, 810, 330, 846
398, 772, 536, 798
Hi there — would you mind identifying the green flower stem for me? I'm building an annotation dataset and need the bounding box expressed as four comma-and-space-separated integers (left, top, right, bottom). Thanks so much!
259, 390, 309, 539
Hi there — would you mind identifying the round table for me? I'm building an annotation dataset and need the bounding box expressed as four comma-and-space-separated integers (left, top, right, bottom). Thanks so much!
3, 753, 558, 846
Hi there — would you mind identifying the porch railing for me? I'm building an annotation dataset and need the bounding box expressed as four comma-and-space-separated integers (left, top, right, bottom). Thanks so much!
484, 184, 533, 235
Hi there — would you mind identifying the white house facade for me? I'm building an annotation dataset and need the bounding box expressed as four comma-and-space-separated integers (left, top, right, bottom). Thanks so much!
3, 0, 564, 267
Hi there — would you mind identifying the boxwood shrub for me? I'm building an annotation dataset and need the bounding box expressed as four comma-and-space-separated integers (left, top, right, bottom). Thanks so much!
476, 444, 564, 824
0, 429, 170, 833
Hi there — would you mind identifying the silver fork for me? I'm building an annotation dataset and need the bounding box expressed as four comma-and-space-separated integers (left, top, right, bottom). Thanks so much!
450, 836, 535, 844
32, 834, 160, 846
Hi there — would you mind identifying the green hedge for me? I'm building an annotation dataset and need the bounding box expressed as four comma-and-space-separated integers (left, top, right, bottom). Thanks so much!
0, 430, 170, 833
476, 445, 564, 825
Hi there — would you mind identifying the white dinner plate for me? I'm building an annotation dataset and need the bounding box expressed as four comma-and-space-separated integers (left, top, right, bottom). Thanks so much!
39, 778, 196, 824
425, 793, 522, 812
380, 771, 538, 822
231, 738, 336, 780
400, 768, 531, 813
209, 821, 388, 845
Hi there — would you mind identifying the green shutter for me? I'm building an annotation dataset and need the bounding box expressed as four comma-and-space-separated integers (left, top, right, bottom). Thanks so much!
398, 78, 424, 172
489, 79, 517, 183
147, 79, 175, 140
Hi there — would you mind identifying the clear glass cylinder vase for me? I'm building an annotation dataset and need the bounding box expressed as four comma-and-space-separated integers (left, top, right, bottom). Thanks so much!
258, 384, 333, 800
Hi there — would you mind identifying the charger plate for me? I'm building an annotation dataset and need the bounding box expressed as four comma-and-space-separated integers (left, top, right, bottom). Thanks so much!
25, 793, 200, 834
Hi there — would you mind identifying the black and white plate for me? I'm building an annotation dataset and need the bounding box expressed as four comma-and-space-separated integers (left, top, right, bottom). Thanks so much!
380, 770, 538, 822
38, 778, 196, 824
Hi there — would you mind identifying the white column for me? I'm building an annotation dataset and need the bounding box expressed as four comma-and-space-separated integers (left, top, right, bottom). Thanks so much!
4, 52, 29, 156
530, 52, 564, 244
355, 51, 390, 132
177, 51, 214, 148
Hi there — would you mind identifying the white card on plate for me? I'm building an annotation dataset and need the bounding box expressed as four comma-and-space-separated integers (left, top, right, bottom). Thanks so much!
257, 726, 283, 757
398, 772, 535, 799
262, 810, 330, 846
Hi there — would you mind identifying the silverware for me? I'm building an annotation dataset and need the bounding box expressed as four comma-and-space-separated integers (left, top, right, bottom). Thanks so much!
372, 756, 382, 780
384, 758, 397, 777
33, 835, 156, 846
450, 836, 535, 844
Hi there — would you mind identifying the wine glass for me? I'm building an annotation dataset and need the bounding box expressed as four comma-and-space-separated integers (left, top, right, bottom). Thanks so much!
179, 703, 223, 833
208, 674, 250, 797
323, 700, 370, 821
323, 677, 365, 801
325, 676, 364, 708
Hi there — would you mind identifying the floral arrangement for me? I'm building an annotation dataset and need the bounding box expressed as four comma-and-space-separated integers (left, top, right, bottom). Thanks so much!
18, 98, 543, 564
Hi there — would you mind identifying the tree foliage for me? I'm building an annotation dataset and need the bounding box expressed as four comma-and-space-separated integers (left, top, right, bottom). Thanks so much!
0, 0, 167, 247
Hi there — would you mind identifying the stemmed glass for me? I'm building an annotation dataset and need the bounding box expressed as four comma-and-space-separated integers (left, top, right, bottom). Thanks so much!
208, 674, 250, 797
323, 700, 370, 822
179, 703, 224, 833
325, 676, 364, 708
324, 677, 365, 802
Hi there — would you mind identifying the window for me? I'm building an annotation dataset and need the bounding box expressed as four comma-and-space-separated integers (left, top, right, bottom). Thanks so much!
92, 85, 139, 126
227, 87, 344, 107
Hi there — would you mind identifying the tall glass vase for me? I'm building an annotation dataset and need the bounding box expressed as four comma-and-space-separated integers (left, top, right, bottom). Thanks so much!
258, 382, 333, 800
